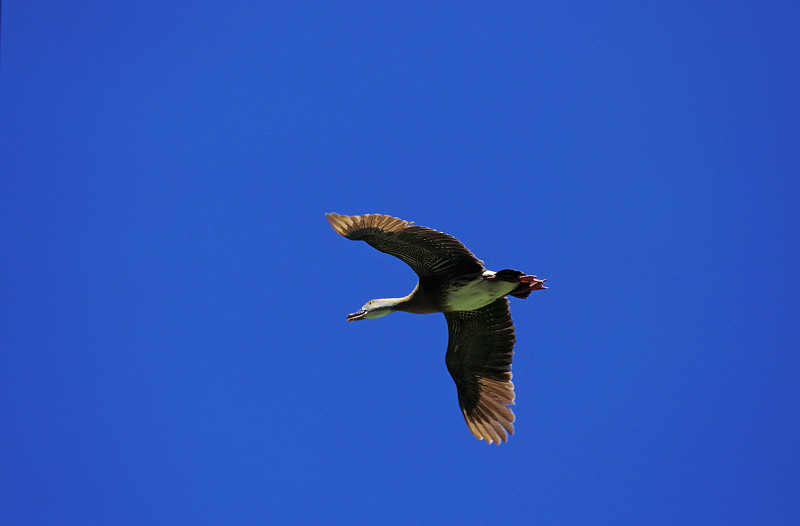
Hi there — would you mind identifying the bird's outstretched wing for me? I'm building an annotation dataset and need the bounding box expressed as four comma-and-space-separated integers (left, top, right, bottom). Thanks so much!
326, 213, 483, 278
444, 298, 516, 444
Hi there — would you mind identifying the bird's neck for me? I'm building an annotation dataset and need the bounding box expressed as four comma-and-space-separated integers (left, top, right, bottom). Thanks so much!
393, 284, 438, 315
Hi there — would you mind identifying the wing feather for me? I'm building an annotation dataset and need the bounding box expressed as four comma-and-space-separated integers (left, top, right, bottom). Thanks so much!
444, 298, 516, 444
326, 212, 483, 278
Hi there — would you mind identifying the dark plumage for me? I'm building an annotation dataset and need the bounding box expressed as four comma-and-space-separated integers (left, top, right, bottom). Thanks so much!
326, 213, 546, 444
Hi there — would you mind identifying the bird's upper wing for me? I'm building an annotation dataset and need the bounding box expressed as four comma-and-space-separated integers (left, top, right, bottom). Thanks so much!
444, 298, 516, 444
326, 213, 483, 278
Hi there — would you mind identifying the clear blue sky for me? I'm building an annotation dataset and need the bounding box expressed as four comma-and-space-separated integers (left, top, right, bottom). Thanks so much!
2, 2, 799, 524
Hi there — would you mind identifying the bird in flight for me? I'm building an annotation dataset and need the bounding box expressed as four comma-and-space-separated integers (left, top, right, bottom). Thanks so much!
326, 213, 546, 444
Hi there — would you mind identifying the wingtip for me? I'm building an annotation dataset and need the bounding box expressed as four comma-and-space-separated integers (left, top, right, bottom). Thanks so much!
325, 212, 353, 237
325, 212, 413, 237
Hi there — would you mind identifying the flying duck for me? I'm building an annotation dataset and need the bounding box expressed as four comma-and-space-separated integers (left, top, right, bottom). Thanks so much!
326, 213, 546, 444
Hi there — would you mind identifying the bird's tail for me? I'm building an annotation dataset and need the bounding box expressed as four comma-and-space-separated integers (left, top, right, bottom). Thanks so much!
492, 269, 547, 299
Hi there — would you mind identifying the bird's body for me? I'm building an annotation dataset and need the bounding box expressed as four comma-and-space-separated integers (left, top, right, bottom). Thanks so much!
442, 271, 522, 311
326, 213, 546, 444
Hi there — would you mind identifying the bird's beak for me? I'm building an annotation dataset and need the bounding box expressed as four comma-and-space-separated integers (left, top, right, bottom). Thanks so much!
346, 309, 367, 322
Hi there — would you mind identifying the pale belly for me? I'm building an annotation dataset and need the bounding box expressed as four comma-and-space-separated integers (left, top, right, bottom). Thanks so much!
443, 274, 517, 312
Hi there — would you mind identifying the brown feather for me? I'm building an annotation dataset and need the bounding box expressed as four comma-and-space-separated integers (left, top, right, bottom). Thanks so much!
444, 298, 517, 444
326, 213, 483, 278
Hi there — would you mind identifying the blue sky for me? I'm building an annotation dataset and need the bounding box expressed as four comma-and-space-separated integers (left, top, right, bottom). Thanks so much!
2, 2, 799, 524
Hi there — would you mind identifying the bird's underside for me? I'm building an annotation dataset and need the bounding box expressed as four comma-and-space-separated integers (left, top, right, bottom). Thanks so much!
326, 212, 546, 444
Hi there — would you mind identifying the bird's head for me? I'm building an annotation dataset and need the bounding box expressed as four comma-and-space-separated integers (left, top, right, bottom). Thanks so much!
346, 298, 397, 322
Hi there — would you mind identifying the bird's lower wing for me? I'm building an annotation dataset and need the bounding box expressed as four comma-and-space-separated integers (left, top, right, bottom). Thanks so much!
444, 298, 516, 444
